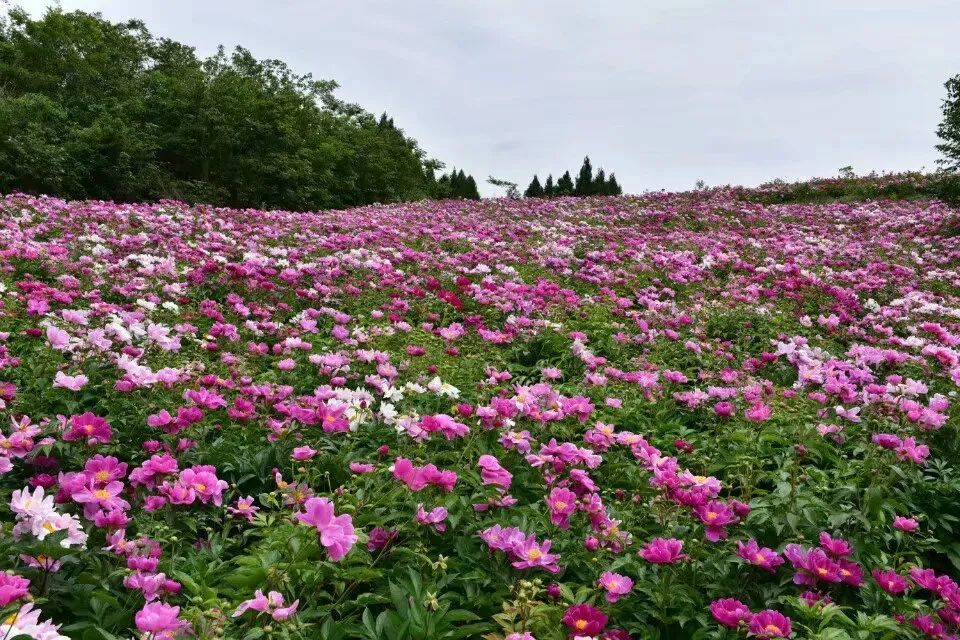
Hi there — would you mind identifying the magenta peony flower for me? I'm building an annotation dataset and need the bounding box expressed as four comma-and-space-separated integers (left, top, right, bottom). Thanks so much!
892, 516, 919, 533
710, 598, 751, 629
736, 539, 784, 573
639, 537, 688, 564
366, 527, 397, 552
0, 571, 30, 606
63, 412, 112, 445
695, 500, 738, 542
747, 609, 792, 638
562, 603, 608, 636
872, 569, 910, 595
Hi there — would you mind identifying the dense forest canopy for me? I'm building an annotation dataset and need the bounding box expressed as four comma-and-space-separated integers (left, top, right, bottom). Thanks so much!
0, 8, 480, 210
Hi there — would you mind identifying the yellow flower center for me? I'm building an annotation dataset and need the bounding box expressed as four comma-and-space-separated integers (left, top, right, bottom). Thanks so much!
93, 489, 111, 500
195, 482, 206, 492
553, 501, 567, 510
755, 553, 766, 563
705, 511, 718, 521
765, 624, 782, 633
95, 471, 110, 481
527, 549, 542, 560
575, 620, 588, 631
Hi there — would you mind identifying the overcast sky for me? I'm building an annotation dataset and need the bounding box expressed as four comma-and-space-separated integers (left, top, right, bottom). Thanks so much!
16, 0, 960, 196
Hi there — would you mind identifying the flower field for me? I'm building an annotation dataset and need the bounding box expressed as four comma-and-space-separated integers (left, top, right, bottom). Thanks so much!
1, 188, 959, 640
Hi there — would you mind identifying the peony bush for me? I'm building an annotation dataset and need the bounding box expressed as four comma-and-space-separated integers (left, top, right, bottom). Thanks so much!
0, 188, 959, 640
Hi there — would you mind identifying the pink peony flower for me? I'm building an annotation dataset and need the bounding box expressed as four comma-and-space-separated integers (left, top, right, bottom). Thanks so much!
598, 571, 633, 603
639, 538, 688, 564
294, 497, 357, 561
747, 610, 791, 638
135, 602, 189, 636
291, 446, 317, 461
477, 454, 512, 489
415, 504, 448, 532
53, 371, 88, 391
546, 487, 577, 529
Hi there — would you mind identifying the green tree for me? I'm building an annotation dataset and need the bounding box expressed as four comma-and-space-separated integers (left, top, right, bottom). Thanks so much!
524, 174, 544, 198
463, 174, 480, 199
433, 167, 479, 199
543, 174, 555, 196
607, 172, 622, 195
556, 171, 574, 196
574, 155, 594, 196
0, 7, 452, 209
937, 74, 960, 171
593, 168, 607, 195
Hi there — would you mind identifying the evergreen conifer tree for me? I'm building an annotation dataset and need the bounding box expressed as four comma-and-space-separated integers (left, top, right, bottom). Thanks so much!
594, 168, 607, 195
464, 174, 480, 200
574, 156, 594, 196
524, 174, 544, 197
607, 173, 622, 195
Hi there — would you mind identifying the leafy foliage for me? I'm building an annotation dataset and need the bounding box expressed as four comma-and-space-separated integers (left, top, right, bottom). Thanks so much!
0, 7, 470, 210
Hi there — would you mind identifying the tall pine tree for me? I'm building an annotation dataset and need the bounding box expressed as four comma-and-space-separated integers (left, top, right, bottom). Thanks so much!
574, 156, 594, 196
607, 173, 622, 196
543, 174, 555, 196
524, 174, 544, 198
593, 168, 607, 195
464, 174, 480, 199
557, 171, 574, 196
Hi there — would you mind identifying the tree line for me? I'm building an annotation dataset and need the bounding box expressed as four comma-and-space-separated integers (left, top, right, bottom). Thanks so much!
0, 8, 480, 210
524, 156, 622, 198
